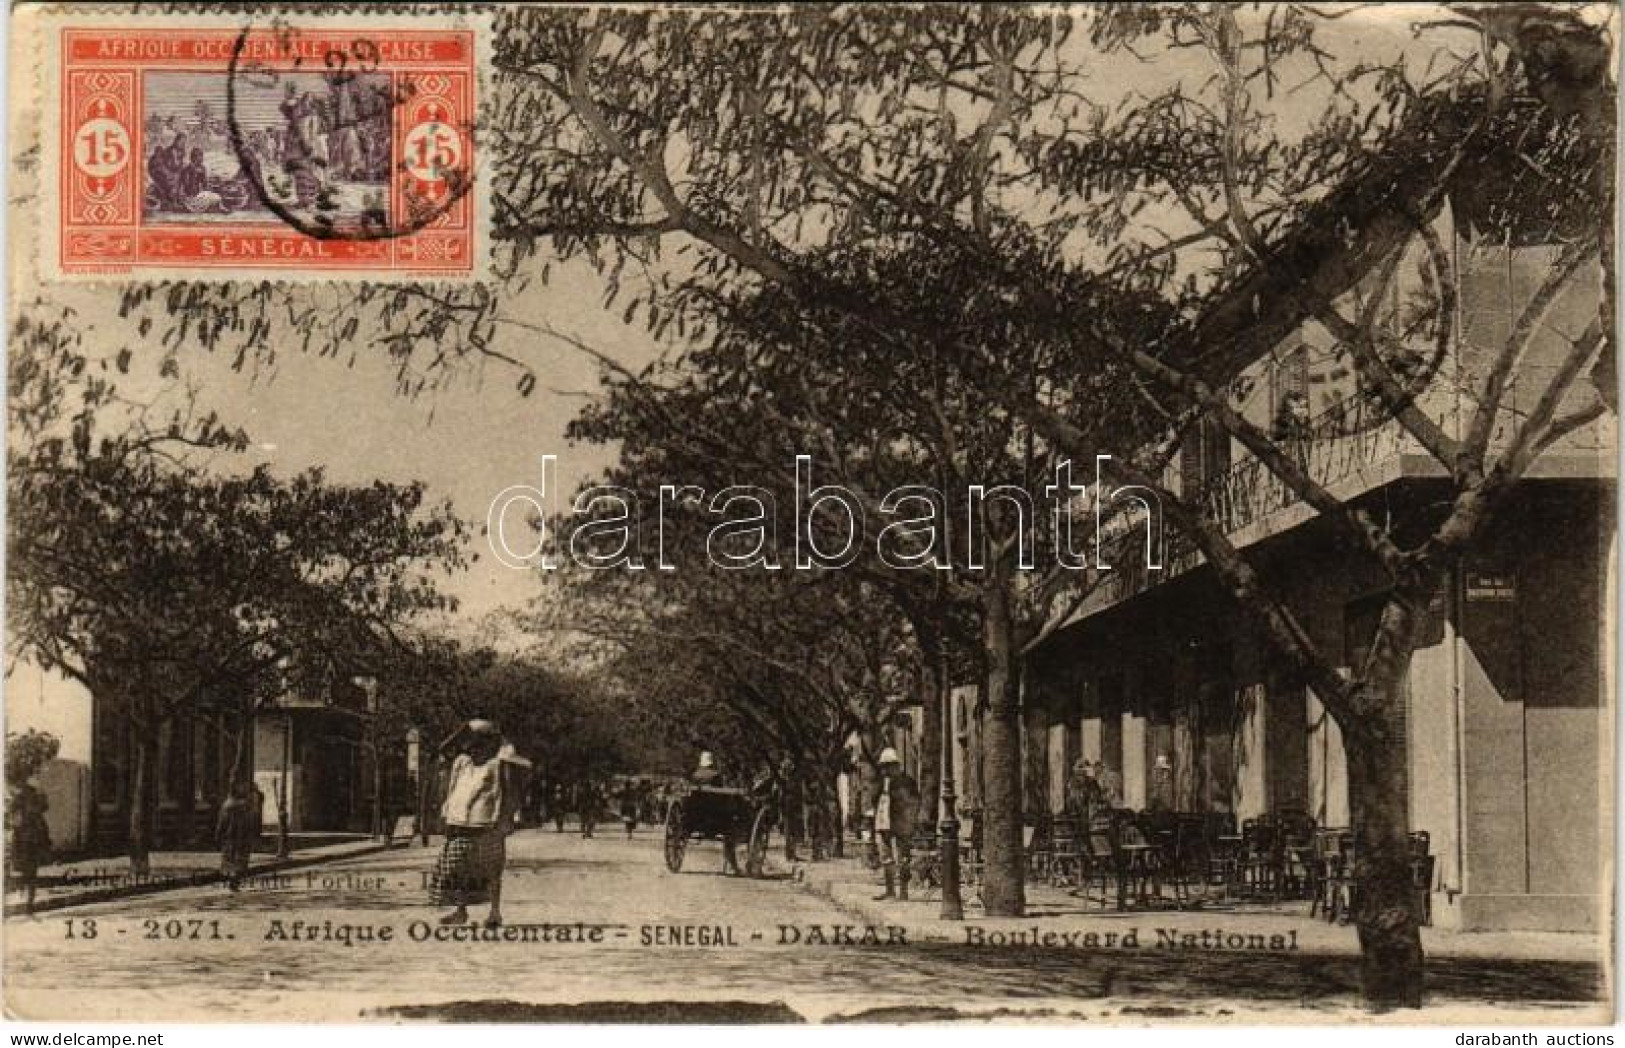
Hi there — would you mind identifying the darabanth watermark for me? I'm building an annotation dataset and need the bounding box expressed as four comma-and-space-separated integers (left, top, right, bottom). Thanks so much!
486, 454, 1164, 574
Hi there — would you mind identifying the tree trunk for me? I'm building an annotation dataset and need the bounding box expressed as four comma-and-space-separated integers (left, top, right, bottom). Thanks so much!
917, 650, 942, 832
783, 765, 806, 862
1345, 585, 1429, 1009
1347, 715, 1424, 1009
1339, 579, 1438, 1009
979, 571, 1025, 917
1022, 697, 1050, 823
276, 717, 292, 858
127, 702, 159, 877
813, 794, 833, 861
822, 761, 845, 859
193, 722, 220, 850
416, 745, 431, 846
372, 740, 386, 841
275, 777, 291, 859
227, 708, 251, 793
801, 757, 837, 860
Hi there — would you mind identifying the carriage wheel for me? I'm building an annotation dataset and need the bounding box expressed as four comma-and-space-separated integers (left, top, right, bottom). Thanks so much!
744, 809, 771, 878
663, 801, 686, 873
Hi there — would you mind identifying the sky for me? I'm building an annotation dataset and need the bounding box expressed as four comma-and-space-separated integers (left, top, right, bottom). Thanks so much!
169, 262, 653, 624
15, 252, 656, 633
6, 213, 652, 744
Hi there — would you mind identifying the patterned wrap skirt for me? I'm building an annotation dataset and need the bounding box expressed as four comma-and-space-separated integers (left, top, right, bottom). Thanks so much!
429, 825, 506, 906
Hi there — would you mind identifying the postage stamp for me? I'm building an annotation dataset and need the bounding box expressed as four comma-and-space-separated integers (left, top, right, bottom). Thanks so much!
36, 10, 488, 280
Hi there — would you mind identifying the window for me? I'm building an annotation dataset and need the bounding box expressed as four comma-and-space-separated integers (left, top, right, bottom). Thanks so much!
1271, 345, 1312, 441
93, 698, 124, 808
159, 717, 187, 806
1180, 416, 1233, 496
1099, 673, 1125, 781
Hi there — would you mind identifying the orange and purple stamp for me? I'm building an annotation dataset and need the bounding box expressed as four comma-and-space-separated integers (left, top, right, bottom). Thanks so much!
41, 12, 488, 280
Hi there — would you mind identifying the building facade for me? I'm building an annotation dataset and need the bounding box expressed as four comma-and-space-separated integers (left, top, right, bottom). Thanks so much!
1004, 211, 1613, 933
251, 677, 380, 835
76, 676, 380, 855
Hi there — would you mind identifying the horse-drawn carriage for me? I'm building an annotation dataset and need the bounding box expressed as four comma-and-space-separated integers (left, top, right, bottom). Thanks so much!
662, 785, 772, 876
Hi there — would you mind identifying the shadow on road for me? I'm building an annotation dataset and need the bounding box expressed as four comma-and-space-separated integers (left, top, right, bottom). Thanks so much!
880, 941, 1602, 1006
502, 857, 619, 874
371, 999, 805, 1023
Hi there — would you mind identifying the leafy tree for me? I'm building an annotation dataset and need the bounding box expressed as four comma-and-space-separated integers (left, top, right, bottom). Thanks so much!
5, 730, 61, 789
983, 8, 1612, 1005
371, 632, 645, 792
552, 528, 923, 856
556, 231, 1161, 910
471, 5, 1608, 1001
7, 308, 469, 870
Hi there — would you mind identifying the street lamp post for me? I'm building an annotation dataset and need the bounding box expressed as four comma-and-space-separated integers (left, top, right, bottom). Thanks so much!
359, 678, 384, 843
404, 726, 420, 844
277, 711, 293, 859
937, 659, 964, 921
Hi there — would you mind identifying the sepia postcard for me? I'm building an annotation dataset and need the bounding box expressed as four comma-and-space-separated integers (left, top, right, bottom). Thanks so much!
3, 1, 1617, 1027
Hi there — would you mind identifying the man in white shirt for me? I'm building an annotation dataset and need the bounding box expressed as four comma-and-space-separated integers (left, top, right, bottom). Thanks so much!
866, 748, 920, 901
429, 720, 513, 927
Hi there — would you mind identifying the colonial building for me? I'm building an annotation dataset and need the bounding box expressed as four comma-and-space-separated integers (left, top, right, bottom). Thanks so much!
1003, 210, 1613, 933
251, 676, 381, 835
86, 689, 241, 853
75, 675, 381, 854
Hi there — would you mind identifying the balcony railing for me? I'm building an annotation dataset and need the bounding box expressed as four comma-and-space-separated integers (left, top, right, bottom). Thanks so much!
1188, 383, 1611, 549
1196, 413, 1413, 539
1090, 384, 1612, 609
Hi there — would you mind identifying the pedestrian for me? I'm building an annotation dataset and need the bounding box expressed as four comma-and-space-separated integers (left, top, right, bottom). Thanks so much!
689, 752, 741, 874
523, 778, 544, 827
6, 781, 52, 914
866, 747, 919, 901
1149, 754, 1175, 812
248, 781, 266, 860
618, 782, 639, 839
429, 719, 513, 928
1065, 756, 1104, 824
1096, 760, 1125, 809
779, 759, 805, 863
691, 751, 720, 785
216, 780, 257, 891
550, 782, 568, 833
579, 779, 599, 838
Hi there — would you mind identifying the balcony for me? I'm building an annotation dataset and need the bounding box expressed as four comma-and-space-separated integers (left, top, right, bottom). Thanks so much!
1192, 401, 1418, 551
1091, 387, 1612, 612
